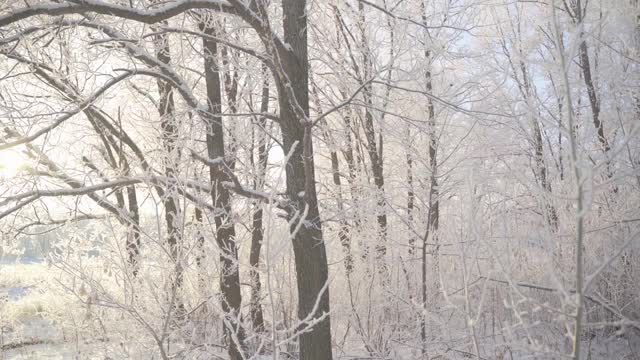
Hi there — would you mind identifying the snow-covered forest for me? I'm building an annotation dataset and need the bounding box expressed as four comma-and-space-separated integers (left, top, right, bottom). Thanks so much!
0, 0, 639, 359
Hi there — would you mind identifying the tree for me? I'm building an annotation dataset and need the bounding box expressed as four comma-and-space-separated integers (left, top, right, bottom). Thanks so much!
1, 0, 639, 359
1, 1, 334, 359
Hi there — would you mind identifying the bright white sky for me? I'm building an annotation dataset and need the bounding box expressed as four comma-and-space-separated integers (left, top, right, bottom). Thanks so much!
0, 149, 25, 179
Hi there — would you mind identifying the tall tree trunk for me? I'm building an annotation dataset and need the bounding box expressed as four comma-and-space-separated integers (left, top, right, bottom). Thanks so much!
310, 78, 353, 275
221, 32, 240, 165
519, 61, 559, 231
279, 1, 333, 358
406, 125, 416, 256
341, 106, 363, 244
85, 115, 143, 274
126, 185, 141, 275
116, 118, 142, 277
333, 7, 362, 250
249, 192, 266, 334
194, 206, 206, 292
200, 22, 245, 360
249, 65, 269, 334
573, 0, 615, 191
358, 1, 388, 272
153, 30, 184, 305
420, 1, 440, 355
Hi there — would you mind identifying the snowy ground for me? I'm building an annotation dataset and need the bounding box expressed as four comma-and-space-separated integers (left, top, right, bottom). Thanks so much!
1, 260, 639, 359
0, 260, 122, 359
1, 261, 61, 358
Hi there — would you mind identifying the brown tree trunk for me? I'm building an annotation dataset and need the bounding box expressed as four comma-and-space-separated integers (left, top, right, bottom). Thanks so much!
358, 1, 388, 270
200, 22, 245, 360
279, 1, 333, 358
519, 61, 559, 231
341, 107, 362, 235
420, 2, 440, 355
573, 0, 616, 191
126, 185, 141, 275
194, 207, 206, 292
332, 8, 362, 242
406, 125, 416, 256
310, 79, 353, 275
249, 200, 266, 333
249, 65, 269, 334
152, 30, 184, 306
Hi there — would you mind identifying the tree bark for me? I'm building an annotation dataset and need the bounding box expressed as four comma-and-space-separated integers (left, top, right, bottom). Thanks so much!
573, 0, 616, 191
125, 185, 141, 275
200, 21, 245, 360
520, 61, 559, 231
358, 1, 388, 271
311, 79, 353, 275
153, 30, 183, 297
420, 1, 439, 355
249, 65, 270, 334
194, 207, 206, 292
406, 125, 416, 256
279, 1, 333, 358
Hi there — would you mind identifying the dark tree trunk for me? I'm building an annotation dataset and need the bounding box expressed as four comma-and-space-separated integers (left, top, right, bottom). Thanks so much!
279, 1, 333, 358
358, 1, 388, 270
249, 65, 269, 334
249, 203, 266, 332
332, 8, 362, 241
420, 2, 439, 355
577, 41, 607, 152
194, 207, 206, 291
406, 125, 416, 256
573, 0, 616, 192
330, 149, 354, 274
126, 185, 141, 275
201, 23, 245, 360
310, 79, 353, 275
341, 107, 362, 231
519, 61, 559, 231
153, 31, 183, 299
84, 115, 143, 274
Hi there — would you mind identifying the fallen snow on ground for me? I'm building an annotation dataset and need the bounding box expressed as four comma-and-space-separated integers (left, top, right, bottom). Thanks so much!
1, 261, 639, 359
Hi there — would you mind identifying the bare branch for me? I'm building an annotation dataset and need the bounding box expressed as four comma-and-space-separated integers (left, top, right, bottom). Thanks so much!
0, 71, 134, 151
